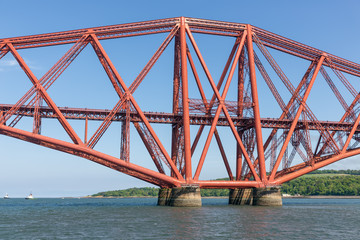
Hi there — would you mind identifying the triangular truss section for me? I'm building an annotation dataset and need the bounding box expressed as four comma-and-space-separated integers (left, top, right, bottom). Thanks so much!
1, 17, 360, 188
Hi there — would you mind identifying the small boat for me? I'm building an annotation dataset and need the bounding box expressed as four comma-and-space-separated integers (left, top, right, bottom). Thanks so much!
25, 193, 34, 200
4, 193, 9, 199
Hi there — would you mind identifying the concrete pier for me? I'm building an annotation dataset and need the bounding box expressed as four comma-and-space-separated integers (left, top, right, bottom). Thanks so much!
253, 186, 282, 206
229, 186, 282, 206
157, 188, 172, 206
157, 186, 202, 207
229, 188, 253, 205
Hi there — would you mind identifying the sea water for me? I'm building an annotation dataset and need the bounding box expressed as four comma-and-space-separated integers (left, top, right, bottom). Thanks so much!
0, 198, 359, 239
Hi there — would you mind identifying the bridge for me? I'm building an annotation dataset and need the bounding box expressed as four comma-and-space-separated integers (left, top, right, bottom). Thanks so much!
1, 17, 360, 206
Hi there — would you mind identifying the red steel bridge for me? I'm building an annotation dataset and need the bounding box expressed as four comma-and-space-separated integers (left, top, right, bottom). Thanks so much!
1, 17, 360, 190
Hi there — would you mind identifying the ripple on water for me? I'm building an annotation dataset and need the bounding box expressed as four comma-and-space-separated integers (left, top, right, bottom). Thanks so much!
0, 198, 359, 239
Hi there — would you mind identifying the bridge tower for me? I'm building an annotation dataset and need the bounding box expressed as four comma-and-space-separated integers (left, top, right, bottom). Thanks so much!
1, 17, 360, 206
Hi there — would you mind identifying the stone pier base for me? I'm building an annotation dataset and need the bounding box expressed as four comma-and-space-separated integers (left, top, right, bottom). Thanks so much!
229, 188, 253, 205
157, 188, 172, 206
253, 186, 282, 206
229, 186, 282, 206
157, 187, 202, 207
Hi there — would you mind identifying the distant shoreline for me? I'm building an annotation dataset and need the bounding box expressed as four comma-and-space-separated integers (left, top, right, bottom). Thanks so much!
2, 196, 359, 199
82, 196, 157, 199
82, 195, 360, 199
282, 195, 360, 199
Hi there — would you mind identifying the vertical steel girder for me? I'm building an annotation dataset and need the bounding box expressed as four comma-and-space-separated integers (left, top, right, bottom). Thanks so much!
171, 34, 183, 177
120, 101, 130, 162
246, 25, 267, 182
236, 49, 245, 180
1, 17, 360, 188
180, 17, 193, 182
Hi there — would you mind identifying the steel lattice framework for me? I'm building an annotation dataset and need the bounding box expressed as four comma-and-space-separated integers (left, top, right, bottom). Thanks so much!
1, 17, 360, 188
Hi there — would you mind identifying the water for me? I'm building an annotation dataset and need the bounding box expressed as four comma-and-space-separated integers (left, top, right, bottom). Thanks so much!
1, 198, 360, 239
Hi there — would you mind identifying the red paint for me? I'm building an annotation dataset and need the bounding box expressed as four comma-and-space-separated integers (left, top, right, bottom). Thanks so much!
1, 18, 360, 188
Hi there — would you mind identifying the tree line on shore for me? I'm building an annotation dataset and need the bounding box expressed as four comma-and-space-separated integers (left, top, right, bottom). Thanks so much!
307, 169, 360, 175
281, 175, 360, 196
91, 187, 231, 197
91, 169, 360, 197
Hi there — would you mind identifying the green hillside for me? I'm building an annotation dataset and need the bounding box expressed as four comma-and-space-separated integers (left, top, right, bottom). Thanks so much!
91, 170, 360, 197
91, 187, 230, 197
92, 187, 159, 197
281, 175, 360, 196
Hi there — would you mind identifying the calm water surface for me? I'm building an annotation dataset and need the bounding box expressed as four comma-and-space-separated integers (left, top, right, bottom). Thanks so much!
1, 198, 359, 239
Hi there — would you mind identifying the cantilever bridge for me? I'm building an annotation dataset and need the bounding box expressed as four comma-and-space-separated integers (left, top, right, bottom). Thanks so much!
1, 17, 360, 200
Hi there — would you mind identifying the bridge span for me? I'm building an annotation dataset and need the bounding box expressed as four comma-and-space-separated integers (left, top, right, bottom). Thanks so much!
1, 17, 360, 206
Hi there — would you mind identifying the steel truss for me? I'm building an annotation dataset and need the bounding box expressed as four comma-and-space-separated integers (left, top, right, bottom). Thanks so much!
1, 17, 360, 188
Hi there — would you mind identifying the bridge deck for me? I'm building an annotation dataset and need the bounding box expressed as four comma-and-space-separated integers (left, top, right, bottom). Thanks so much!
1, 17, 360, 190
0, 104, 357, 132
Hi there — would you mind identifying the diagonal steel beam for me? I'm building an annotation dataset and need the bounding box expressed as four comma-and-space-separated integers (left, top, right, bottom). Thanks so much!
87, 27, 178, 147
0, 124, 180, 188
189, 30, 257, 180
190, 38, 239, 156
185, 29, 260, 181
186, 47, 234, 180
0, 44, 8, 60
269, 55, 325, 181
87, 31, 184, 180
1, 35, 90, 127
7, 43, 83, 145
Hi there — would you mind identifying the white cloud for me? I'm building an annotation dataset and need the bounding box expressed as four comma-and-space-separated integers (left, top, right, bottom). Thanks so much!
0, 58, 42, 71
25, 59, 42, 70
0, 59, 18, 67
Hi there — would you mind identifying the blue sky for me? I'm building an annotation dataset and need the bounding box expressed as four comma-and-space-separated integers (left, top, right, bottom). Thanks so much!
1, 0, 360, 197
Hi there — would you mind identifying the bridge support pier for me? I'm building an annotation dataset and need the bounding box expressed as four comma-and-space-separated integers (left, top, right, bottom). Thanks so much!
229, 188, 253, 205
253, 186, 282, 206
157, 186, 202, 207
157, 188, 172, 206
229, 186, 282, 206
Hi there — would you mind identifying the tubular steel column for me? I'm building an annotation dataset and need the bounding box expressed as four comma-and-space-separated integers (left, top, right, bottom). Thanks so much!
246, 25, 267, 182
84, 116, 88, 144
236, 49, 245, 180
171, 34, 182, 177
180, 17, 192, 182
120, 100, 130, 162
0, 111, 4, 125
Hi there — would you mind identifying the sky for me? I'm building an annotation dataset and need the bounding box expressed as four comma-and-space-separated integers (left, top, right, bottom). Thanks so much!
1, 0, 360, 197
